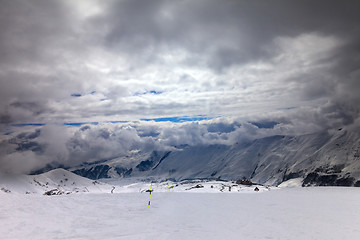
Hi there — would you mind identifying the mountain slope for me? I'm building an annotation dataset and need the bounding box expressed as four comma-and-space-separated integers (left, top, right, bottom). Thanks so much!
71, 128, 360, 186
0, 168, 113, 194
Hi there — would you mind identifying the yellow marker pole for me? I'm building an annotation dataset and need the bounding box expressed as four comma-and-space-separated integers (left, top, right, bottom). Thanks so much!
167, 181, 170, 193
148, 183, 152, 208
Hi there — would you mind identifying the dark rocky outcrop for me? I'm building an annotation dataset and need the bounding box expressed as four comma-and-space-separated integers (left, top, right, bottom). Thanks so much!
136, 160, 154, 172
72, 165, 110, 180
302, 172, 355, 187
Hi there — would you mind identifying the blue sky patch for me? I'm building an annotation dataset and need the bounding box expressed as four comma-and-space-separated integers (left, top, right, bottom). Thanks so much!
7, 117, 210, 130
134, 90, 163, 96
64, 122, 99, 126
107, 121, 129, 124
71, 93, 82, 97
141, 115, 211, 123
148, 90, 162, 95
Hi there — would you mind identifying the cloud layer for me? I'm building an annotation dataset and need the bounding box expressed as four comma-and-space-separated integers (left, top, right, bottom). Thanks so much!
2, 112, 360, 174
1, 1, 360, 173
0, 118, 294, 173
1, 0, 359, 125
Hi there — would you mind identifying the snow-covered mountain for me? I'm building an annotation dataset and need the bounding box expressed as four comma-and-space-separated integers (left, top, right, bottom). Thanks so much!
71, 127, 360, 186
0, 167, 271, 195
0, 168, 114, 194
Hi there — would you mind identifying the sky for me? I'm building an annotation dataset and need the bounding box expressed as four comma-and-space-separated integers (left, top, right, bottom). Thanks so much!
0, 0, 360, 173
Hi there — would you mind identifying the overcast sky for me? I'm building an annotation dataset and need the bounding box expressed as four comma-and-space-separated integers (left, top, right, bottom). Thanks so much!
1, 0, 360, 173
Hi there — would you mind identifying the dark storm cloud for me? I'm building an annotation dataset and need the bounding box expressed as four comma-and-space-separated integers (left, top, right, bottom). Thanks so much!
0, 0, 359, 125
0, 0, 74, 67
98, 0, 360, 70
89, 0, 360, 128
0, 114, 12, 124
0, 0, 79, 125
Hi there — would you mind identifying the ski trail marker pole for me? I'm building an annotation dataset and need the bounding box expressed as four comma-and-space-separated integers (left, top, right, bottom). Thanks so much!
148, 183, 153, 208
167, 181, 170, 193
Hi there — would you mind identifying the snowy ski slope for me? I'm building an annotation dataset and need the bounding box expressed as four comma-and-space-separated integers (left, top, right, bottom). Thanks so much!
1, 187, 359, 240
1, 169, 359, 239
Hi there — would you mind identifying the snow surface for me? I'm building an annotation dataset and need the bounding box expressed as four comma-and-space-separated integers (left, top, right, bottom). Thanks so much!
278, 178, 303, 188
1, 169, 360, 240
1, 189, 359, 239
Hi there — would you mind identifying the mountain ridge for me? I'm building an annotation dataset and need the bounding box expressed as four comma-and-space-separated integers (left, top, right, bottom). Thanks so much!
66, 127, 360, 186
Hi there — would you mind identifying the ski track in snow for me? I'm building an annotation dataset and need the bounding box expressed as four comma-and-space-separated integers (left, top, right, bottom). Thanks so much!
1, 188, 360, 240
